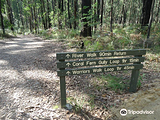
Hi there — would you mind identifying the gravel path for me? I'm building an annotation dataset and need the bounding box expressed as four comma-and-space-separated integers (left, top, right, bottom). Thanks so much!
0, 35, 69, 119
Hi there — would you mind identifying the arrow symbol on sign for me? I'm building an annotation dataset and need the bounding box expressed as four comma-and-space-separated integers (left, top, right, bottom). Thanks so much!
66, 63, 71, 67
66, 71, 71, 75
66, 54, 70, 58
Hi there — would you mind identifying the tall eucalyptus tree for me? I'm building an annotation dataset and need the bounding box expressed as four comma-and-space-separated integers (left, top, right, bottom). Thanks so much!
6, 0, 14, 32
141, 0, 153, 27
81, 0, 92, 37
0, 0, 5, 34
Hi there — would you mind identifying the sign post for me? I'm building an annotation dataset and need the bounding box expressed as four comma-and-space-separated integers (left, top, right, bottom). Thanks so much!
59, 59, 66, 108
56, 49, 146, 108
129, 55, 142, 92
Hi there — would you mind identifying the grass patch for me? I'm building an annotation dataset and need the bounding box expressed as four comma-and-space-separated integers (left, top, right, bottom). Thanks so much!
95, 74, 129, 93
137, 73, 146, 88
67, 94, 95, 113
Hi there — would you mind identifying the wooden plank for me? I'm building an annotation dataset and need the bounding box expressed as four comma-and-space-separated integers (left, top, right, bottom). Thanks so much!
60, 76, 66, 107
57, 64, 143, 76
59, 59, 67, 108
57, 57, 145, 68
56, 49, 146, 60
129, 55, 142, 93
129, 69, 140, 92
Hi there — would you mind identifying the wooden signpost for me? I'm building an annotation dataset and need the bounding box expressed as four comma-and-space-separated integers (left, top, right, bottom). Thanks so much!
56, 49, 146, 108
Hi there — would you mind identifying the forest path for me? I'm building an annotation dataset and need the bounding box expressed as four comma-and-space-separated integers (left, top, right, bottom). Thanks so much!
0, 35, 69, 119
1, 35, 160, 120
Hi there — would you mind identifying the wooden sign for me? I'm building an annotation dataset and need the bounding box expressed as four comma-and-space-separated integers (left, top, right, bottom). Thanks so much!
57, 57, 145, 68
57, 64, 143, 76
56, 49, 146, 60
56, 49, 146, 108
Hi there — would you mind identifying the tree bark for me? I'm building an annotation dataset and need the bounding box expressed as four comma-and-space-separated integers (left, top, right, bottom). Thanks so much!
141, 0, 153, 27
147, 0, 155, 39
6, 0, 14, 32
73, 0, 77, 29
100, 0, 104, 29
58, 0, 63, 29
47, 0, 51, 28
31, 7, 34, 32
41, 0, 47, 29
51, 0, 56, 26
122, 0, 126, 28
94, 0, 100, 33
0, 0, 5, 34
81, 0, 92, 37
110, 0, 113, 32
33, 0, 37, 33
19, 0, 24, 30
155, 1, 160, 23
94, 0, 97, 33
68, 0, 72, 28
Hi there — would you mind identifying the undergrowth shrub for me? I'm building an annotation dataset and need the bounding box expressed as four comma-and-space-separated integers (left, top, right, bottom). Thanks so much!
67, 29, 80, 39
97, 74, 128, 93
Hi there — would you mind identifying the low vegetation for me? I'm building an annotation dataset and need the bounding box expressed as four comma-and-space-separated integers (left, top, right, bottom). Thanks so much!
35, 23, 160, 55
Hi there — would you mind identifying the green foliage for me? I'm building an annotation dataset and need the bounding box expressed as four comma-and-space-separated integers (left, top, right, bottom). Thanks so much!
91, 74, 128, 97
0, 28, 16, 38
137, 74, 145, 88
67, 95, 93, 113
2, 15, 11, 28
83, 6, 89, 9
66, 29, 80, 39
113, 28, 126, 35
88, 94, 95, 109
100, 75, 127, 92
114, 36, 133, 49
0, 0, 5, 11
38, 28, 57, 39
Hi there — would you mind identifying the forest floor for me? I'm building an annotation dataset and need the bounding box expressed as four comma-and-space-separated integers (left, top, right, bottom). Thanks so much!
0, 35, 160, 120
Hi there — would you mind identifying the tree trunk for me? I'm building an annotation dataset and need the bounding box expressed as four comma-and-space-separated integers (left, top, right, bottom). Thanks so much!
73, 0, 77, 29
19, 0, 24, 30
110, 0, 113, 32
51, 0, 56, 26
58, 0, 63, 29
47, 0, 51, 28
141, 0, 153, 27
129, 0, 132, 25
68, 0, 72, 28
94, 0, 100, 33
81, 0, 92, 37
41, 0, 47, 29
0, 0, 5, 34
100, 0, 104, 29
62, 0, 64, 12
29, 17, 32, 32
94, 0, 97, 33
31, 7, 34, 32
122, 0, 126, 28
147, 0, 155, 39
33, 1, 37, 33
155, 1, 160, 24
97, 0, 100, 22
6, 0, 14, 32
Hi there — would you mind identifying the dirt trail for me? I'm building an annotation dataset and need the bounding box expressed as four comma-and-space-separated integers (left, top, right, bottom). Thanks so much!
111, 78, 160, 120
0, 35, 69, 119
0, 35, 160, 120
